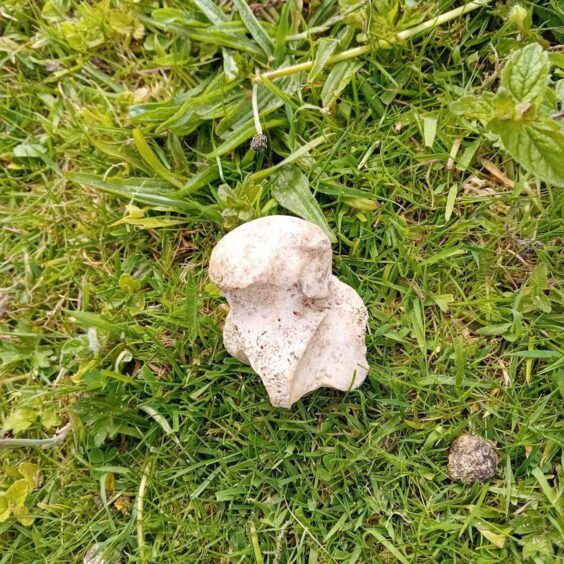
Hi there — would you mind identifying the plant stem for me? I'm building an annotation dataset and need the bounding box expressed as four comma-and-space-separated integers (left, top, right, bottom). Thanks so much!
137, 462, 151, 563
0, 422, 72, 449
285, 0, 369, 42
251, 78, 263, 135
257, 0, 493, 82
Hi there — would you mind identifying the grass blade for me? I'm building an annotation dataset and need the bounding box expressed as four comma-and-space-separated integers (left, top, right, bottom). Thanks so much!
445, 183, 458, 221
185, 270, 199, 343
423, 116, 437, 147
365, 529, 409, 564
249, 521, 264, 564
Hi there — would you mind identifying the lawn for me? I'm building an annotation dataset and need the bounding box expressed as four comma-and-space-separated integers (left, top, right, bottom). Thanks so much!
1, 0, 563, 562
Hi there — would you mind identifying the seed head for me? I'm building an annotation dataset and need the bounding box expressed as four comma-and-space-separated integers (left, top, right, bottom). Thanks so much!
250, 133, 267, 152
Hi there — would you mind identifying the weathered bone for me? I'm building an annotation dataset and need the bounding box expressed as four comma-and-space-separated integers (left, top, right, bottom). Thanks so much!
209, 215, 369, 408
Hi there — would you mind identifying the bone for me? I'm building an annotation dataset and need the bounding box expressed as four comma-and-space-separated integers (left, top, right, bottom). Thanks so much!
209, 215, 369, 408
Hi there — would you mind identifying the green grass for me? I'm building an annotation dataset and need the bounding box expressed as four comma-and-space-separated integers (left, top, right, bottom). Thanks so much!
1, 0, 563, 561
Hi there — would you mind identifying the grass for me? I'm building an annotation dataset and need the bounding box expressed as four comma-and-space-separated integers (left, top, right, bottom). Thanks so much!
1, 0, 563, 561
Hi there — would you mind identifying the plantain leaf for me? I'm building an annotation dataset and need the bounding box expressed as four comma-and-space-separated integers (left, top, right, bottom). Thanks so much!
271, 166, 336, 243
232, 0, 273, 57
308, 38, 338, 83
132, 128, 184, 188
192, 0, 228, 24
321, 61, 363, 109
91, 138, 151, 174
66, 173, 222, 222
172, 163, 220, 197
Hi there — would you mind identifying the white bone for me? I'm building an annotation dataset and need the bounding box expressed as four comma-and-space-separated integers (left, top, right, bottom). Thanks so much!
209, 215, 369, 408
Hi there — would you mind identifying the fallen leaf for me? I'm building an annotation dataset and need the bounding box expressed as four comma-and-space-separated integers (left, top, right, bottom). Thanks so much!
478, 527, 506, 548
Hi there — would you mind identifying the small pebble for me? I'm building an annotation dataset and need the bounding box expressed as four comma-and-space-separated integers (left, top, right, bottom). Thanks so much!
448, 434, 499, 484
